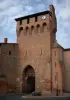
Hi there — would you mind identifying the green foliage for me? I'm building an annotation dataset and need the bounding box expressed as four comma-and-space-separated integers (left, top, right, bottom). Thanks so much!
0, 74, 7, 78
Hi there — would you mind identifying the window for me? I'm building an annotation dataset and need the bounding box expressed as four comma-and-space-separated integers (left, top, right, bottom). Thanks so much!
20, 20, 22, 25
55, 75, 56, 81
24, 50, 27, 57
19, 27, 23, 31
19, 27, 23, 36
40, 49, 42, 55
26, 27, 29, 34
54, 51, 56, 56
55, 62, 56, 68
3, 52, 5, 54
9, 51, 11, 55
43, 23, 47, 32
35, 16, 37, 22
13, 45, 15, 47
26, 51, 27, 56
19, 27, 23, 34
37, 24, 40, 33
27, 18, 29, 24
31, 26, 34, 34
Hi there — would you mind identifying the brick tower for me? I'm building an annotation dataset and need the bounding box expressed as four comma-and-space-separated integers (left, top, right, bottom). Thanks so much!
15, 5, 57, 93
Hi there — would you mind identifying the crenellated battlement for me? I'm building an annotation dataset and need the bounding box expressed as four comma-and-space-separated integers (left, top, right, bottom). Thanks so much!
15, 11, 52, 29
15, 5, 57, 44
16, 22, 50, 37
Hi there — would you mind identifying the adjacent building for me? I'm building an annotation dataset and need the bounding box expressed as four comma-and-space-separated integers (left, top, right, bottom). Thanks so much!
0, 5, 70, 95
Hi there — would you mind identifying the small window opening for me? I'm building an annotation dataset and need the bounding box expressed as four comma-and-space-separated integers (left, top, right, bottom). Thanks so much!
19, 27, 23, 31
43, 23, 47, 32
41, 49, 42, 55
35, 16, 37, 22
25, 51, 27, 57
3, 52, 5, 54
37, 24, 40, 33
31, 26, 34, 34
55, 62, 56, 68
19, 27, 23, 36
55, 75, 56, 81
27, 18, 29, 24
54, 51, 56, 56
26, 27, 29, 34
13, 45, 15, 47
20, 20, 22, 25
9, 51, 11, 55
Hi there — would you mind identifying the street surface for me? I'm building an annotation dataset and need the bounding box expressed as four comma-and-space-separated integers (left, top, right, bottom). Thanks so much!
0, 94, 70, 100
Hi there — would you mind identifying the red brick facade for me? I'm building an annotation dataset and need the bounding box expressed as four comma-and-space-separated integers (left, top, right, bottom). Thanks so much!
0, 5, 70, 95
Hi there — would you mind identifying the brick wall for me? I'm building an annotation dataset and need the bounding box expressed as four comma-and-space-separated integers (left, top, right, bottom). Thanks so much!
63, 50, 70, 92
0, 43, 20, 93
16, 14, 52, 92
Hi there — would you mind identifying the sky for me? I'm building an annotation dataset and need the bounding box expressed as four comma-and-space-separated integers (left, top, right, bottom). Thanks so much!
0, 0, 70, 48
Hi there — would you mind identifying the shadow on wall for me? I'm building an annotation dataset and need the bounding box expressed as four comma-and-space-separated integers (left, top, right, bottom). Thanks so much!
0, 74, 16, 94
22, 65, 35, 93
0, 74, 7, 94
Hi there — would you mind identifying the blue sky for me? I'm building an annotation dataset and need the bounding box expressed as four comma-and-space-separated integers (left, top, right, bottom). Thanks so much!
0, 0, 70, 48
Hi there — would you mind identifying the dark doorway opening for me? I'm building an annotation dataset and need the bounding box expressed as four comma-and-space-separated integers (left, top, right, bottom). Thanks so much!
26, 76, 35, 93
22, 65, 35, 93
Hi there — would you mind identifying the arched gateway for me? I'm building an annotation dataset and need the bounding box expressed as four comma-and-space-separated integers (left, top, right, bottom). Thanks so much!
22, 65, 35, 93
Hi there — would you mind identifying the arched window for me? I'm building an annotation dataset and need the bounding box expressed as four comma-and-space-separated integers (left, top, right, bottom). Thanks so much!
37, 24, 40, 33
43, 23, 47, 32
19, 27, 23, 36
31, 26, 34, 34
26, 26, 29, 34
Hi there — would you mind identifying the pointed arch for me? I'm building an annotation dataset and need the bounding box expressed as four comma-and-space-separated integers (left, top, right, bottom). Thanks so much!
23, 65, 35, 77
43, 23, 47, 32
22, 65, 35, 93
19, 27, 23, 36
37, 24, 40, 33
31, 25, 34, 34
26, 26, 29, 34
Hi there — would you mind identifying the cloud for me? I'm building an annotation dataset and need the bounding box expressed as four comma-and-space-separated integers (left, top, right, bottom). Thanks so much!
0, 0, 70, 48
54, 0, 70, 48
36, 3, 46, 11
